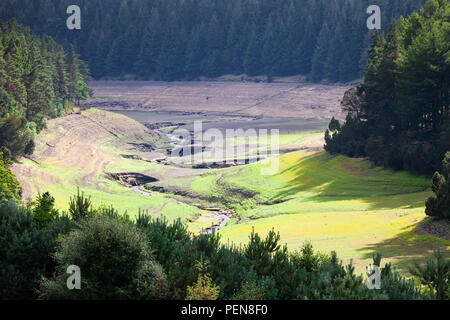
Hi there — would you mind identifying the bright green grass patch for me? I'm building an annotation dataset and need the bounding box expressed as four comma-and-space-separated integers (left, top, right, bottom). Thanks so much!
197, 130, 324, 163
217, 209, 449, 274
159, 149, 444, 273
20, 158, 202, 221
184, 150, 430, 217
277, 131, 324, 146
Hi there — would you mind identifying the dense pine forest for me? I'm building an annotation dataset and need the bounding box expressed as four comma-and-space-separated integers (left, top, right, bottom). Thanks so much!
0, 20, 90, 160
0, 0, 426, 82
325, 0, 449, 175
324, 0, 449, 218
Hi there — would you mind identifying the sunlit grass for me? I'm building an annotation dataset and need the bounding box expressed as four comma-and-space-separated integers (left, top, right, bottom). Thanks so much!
163, 149, 447, 274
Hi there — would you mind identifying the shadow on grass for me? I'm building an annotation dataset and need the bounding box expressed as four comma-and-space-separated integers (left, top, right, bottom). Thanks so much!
356, 218, 450, 274
267, 151, 431, 211
302, 192, 429, 211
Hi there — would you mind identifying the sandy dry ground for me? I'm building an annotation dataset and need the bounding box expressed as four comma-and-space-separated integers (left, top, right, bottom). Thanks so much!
87, 81, 350, 119
10, 109, 158, 200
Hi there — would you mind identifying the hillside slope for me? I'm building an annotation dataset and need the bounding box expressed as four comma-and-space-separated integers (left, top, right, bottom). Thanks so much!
10, 108, 210, 224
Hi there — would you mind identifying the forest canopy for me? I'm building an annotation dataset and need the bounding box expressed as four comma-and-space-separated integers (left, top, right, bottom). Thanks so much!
0, 0, 427, 82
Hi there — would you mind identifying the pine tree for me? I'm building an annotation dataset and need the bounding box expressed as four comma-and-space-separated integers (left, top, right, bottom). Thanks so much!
244, 26, 262, 77
186, 260, 220, 300
65, 44, 81, 102
311, 23, 331, 81
135, 10, 161, 79
359, 32, 386, 126
338, 52, 354, 83
185, 25, 206, 80
25, 45, 55, 130
205, 14, 223, 77
376, 22, 401, 134
0, 41, 18, 116
0, 114, 34, 159
409, 247, 450, 299
0, 19, 89, 159
4, 39, 27, 108
54, 52, 68, 106
261, 24, 276, 78
105, 38, 123, 77
0, 151, 23, 200
324, 0, 449, 175
426, 152, 450, 219
292, 16, 315, 75
398, 0, 450, 134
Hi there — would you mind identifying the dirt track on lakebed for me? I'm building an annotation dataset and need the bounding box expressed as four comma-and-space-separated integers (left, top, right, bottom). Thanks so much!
87, 81, 350, 119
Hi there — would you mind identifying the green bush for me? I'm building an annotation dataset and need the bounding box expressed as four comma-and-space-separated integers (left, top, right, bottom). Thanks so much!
0, 115, 35, 160
185, 260, 220, 300
410, 247, 450, 300
0, 151, 22, 201
379, 262, 422, 300
40, 215, 168, 300
68, 188, 93, 221
30, 192, 59, 227
232, 281, 266, 300
426, 152, 450, 219
136, 215, 199, 299
0, 200, 56, 299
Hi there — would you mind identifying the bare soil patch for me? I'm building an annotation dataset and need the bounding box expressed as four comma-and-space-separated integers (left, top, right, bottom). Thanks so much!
106, 172, 158, 187
10, 109, 158, 200
87, 81, 350, 119
419, 219, 450, 240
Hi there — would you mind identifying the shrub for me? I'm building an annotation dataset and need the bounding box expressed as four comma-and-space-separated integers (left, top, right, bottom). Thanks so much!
232, 281, 266, 300
0, 151, 22, 201
186, 260, 220, 300
39, 215, 168, 300
0, 115, 35, 160
30, 192, 59, 227
409, 247, 450, 300
68, 188, 93, 220
136, 215, 200, 299
0, 200, 56, 299
378, 262, 422, 300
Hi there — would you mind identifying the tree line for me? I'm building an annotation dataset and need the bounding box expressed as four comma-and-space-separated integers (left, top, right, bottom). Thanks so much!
0, 20, 91, 160
325, 0, 449, 174
324, 0, 449, 218
0, 0, 426, 82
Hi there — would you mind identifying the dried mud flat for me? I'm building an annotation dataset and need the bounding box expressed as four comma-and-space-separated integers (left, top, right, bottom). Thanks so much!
87, 81, 350, 119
